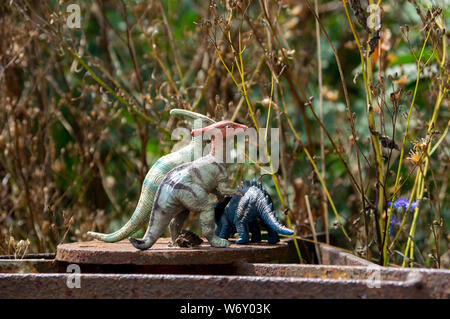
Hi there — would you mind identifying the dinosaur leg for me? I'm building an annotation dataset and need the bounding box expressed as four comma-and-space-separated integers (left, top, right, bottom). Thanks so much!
200, 207, 230, 247
214, 212, 223, 236
266, 226, 280, 244
169, 210, 189, 246
218, 218, 234, 239
249, 221, 262, 243
214, 223, 221, 236
228, 226, 237, 239
214, 197, 232, 236
178, 186, 230, 248
129, 208, 173, 250
236, 222, 250, 244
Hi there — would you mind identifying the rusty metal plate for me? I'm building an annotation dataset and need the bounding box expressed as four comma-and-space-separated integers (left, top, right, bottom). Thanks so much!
56, 238, 292, 265
0, 271, 446, 299
235, 263, 450, 298
319, 245, 375, 266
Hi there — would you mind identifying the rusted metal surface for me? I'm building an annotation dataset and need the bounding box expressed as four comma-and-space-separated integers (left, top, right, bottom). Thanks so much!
1, 269, 447, 299
234, 263, 450, 298
319, 245, 375, 266
56, 238, 294, 265
283, 237, 376, 266
2, 239, 448, 299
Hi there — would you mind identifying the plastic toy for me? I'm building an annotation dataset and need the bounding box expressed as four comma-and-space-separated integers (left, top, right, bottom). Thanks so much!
214, 180, 294, 244
87, 109, 215, 242
129, 120, 248, 250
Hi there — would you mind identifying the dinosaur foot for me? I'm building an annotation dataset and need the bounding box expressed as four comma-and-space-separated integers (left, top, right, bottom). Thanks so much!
129, 237, 150, 250
236, 238, 250, 244
209, 236, 230, 248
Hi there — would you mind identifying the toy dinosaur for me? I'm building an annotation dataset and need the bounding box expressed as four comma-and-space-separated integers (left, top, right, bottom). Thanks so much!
129, 120, 248, 250
214, 180, 294, 244
87, 109, 215, 243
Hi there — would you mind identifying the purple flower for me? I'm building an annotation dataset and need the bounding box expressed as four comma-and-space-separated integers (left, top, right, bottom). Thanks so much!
389, 215, 400, 237
388, 198, 418, 212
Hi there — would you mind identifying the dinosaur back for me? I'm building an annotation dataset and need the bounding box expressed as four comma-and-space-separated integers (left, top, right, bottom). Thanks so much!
214, 179, 273, 222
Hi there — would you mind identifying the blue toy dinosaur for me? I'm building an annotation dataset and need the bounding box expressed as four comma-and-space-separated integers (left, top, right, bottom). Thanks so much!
214, 180, 294, 244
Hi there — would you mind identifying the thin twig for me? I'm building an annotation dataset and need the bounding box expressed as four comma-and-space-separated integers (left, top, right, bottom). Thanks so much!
305, 195, 322, 264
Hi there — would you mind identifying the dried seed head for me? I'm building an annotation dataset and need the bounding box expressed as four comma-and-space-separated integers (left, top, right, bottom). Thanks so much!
413, 137, 430, 152
407, 149, 422, 165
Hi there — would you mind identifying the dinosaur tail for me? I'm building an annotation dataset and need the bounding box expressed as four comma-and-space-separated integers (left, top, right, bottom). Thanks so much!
260, 206, 294, 236
87, 187, 155, 243
129, 207, 167, 250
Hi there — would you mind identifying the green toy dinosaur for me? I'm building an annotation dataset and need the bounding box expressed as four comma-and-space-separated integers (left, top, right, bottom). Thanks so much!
129, 120, 248, 250
87, 109, 215, 242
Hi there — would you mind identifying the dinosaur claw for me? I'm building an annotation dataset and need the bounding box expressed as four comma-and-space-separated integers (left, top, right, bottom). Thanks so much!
129, 237, 149, 250
209, 236, 230, 248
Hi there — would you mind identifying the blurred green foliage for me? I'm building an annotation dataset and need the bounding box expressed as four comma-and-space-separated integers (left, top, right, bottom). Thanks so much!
0, 0, 447, 267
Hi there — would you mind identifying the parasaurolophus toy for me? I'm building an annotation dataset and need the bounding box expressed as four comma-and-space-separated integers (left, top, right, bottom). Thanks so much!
87, 109, 215, 243
129, 120, 248, 250
214, 180, 294, 244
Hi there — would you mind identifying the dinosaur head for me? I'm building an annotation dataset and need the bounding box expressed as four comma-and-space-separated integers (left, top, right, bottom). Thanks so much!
191, 120, 248, 139
170, 109, 216, 127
